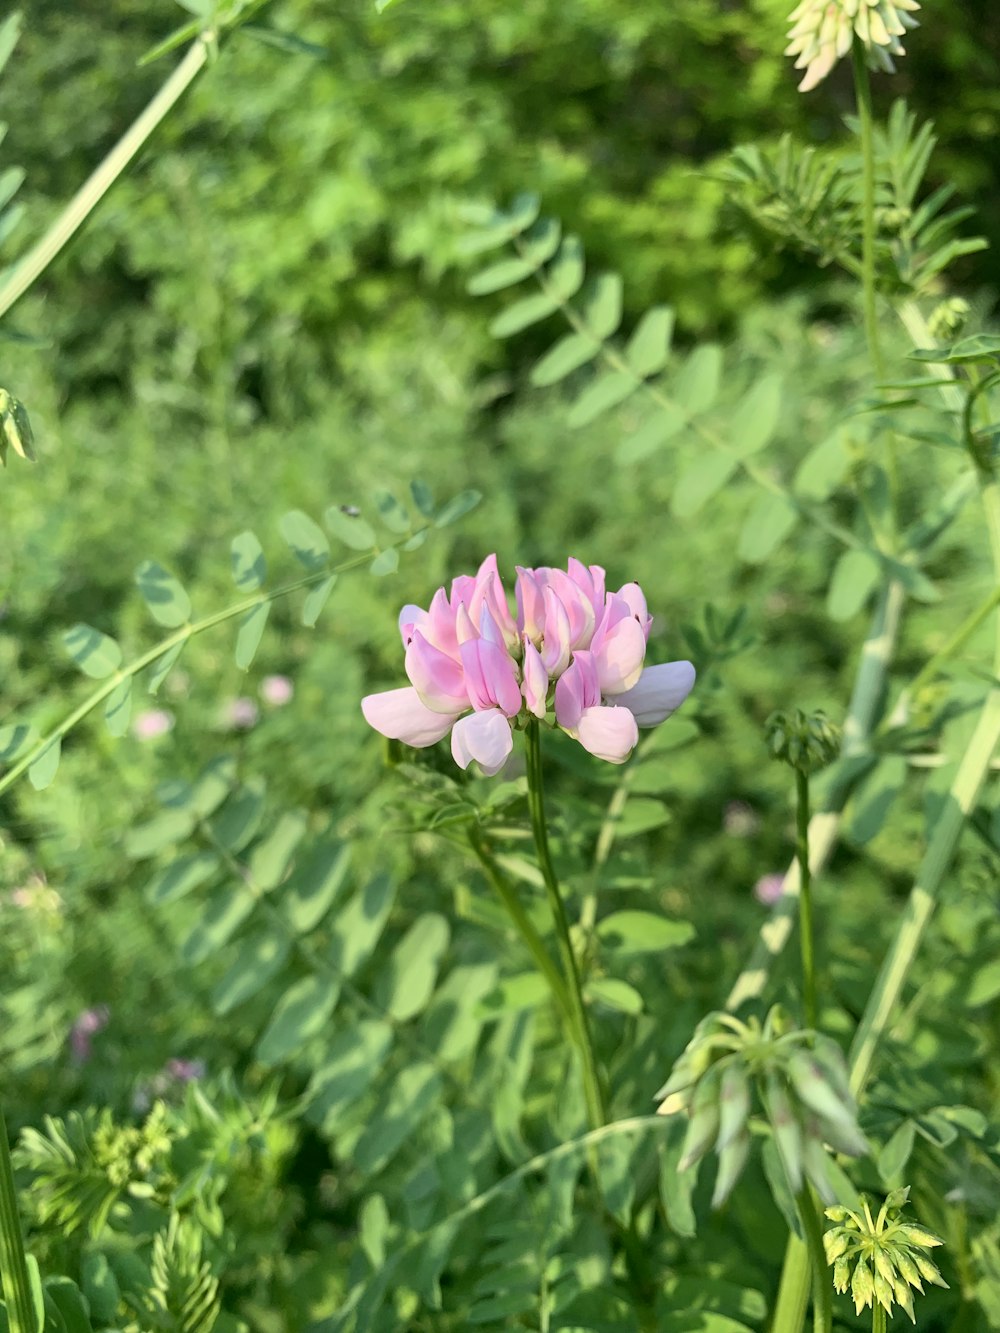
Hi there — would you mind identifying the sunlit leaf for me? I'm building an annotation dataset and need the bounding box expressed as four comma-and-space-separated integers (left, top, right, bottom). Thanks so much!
325, 505, 376, 550
302, 574, 338, 627
135, 560, 191, 627
231, 530, 267, 591
234, 602, 270, 669
625, 306, 675, 378
280, 509, 330, 569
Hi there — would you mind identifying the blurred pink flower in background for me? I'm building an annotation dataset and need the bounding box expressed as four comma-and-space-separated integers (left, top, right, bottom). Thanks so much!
133, 1057, 206, 1112
363, 555, 695, 775
260, 674, 294, 707
69, 1005, 109, 1063
754, 873, 786, 906
132, 709, 174, 741
8, 873, 63, 915
222, 697, 259, 730
165, 1058, 205, 1083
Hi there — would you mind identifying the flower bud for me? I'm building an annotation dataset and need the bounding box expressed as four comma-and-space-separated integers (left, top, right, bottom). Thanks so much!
765, 708, 841, 774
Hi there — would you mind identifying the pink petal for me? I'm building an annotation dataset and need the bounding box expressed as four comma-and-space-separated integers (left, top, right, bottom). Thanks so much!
614, 661, 696, 726
361, 688, 460, 747
460, 637, 522, 717
450, 710, 514, 775
405, 631, 469, 713
522, 640, 548, 718
616, 582, 653, 640
547, 569, 596, 648
554, 651, 600, 734
540, 587, 572, 676
590, 600, 647, 694
576, 704, 639, 763
515, 566, 545, 640
567, 558, 606, 622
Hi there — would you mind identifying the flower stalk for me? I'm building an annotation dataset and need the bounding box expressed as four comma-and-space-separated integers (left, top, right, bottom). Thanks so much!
795, 769, 817, 1032
525, 719, 607, 1130
0, 1102, 34, 1333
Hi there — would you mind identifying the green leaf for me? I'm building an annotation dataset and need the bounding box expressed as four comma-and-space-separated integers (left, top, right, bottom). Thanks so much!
455, 193, 540, 255
249, 809, 309, 891
826, 548, 880, 621
737, 492, 799, 563
370, 547, 400, 576
883, 556, 940, 603
212, 930, 291, 1015
302, 574, 338, 627
434, 489, 482, 527
597, 911, 695, 954
0, 722, 37, 762
847, 755, 908, 844
280, 509, 330, 569
28, 739, 61, 791
567, 371, 636, 428
734, 373, 783, 457
477, 971, 549, 1015
659, 1118, 697, 1237
240, 24, 329, 57
596, 1132, 638, 1224
675, 344, 723, 415
146, 641, 184, 694
467, 256, 536, 295
209, 779, 267, 852
375, 913, 450, 1021
353, 1063, 442, 1174
911, 333, 1000, 365
137, 19, 202, 65
625, 306, 675, 378
231, 530, 267, 591
586, 976, 644, 1014
125, 808, 195, 860
616, 404, 687, 465
135, 560, 191, 627
256, 974, 340, 1064
580, 272, 623, 339
374, 490, 411, 534
410, 480, 435, 517
794, 429, 852, 499
44, 1276, 94, 1333
145, 850, 219, 906
305, 1020, 394, 1127
530, 332, 599, 386
615, 796, 672, 837
235, 602, 270, 670
326, 873, 397, 977
489, 292, 560, 338
180, 883, 257, 966
325, 505, 377, 550
0, 12, 22, 73
546, 235, 585, 300
878, 1119, 916, 1185
671, 454, 739, 518
60, 624, 122, 679
104, 678, 132, 737
518, 215, 562, 265
284, 840, 352, 932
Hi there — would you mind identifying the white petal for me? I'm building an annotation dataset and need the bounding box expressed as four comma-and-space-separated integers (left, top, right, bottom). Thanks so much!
576, 705, 639, 764
614, 661, 696, 727
361, 687, 460, 747
450, 710, 514, 776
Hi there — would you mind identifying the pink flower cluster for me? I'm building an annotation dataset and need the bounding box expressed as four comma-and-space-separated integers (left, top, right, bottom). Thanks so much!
362, 555, 695, 775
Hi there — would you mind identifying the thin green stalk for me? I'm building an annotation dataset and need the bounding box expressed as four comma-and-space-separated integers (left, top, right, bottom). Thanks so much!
524, 720, 607, 1130
872, 1304, 887, 1333
0, 37, 211, 321
466, 827, 574, 1029
727, 580, 905, 1011
795, 770, 817, 1031
0, 1103, 34, 1333
796, 1187, 832, 1333
851, 41, 886, 385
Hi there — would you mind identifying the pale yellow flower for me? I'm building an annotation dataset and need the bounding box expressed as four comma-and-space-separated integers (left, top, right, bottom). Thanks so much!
786, 0, 920, 92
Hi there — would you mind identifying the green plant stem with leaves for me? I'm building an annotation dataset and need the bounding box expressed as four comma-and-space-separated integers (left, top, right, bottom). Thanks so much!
0, 1102, 34, 1333
795, 769, 817, 1032
524, 719, 607, 1131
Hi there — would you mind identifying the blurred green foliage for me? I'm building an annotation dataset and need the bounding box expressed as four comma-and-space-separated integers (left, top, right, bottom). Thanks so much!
2, 1, 1000, 1330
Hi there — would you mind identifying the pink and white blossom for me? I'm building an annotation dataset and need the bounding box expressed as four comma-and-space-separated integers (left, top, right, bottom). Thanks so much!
362, 555, 695, 774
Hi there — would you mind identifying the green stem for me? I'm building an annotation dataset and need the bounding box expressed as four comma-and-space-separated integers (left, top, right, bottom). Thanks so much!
851, 40, 885, 385
466, 827, 574, 1030
772, 1237, 810, 1333
524, 720, 607, 1129
0, 37, 211, 322
799, 1188, 832, 1333
872, 1304, 887, 1333
0, 1103, 34, 1333
795, 770, 817, 1031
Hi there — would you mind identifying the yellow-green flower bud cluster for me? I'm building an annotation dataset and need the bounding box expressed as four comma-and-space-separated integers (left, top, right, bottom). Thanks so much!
655, 1007, 867, 1208
785, 0, 920, 92
824, 1186, 948, 1322
765, 708, 841, 774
